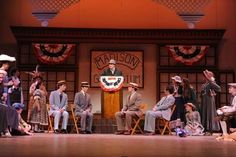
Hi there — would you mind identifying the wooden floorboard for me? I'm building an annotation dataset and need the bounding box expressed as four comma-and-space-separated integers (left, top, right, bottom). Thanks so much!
0, 134, 235, 157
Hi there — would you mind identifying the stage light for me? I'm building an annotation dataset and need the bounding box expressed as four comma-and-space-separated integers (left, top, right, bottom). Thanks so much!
153, 0, 212, 29
29, 0, 80, 27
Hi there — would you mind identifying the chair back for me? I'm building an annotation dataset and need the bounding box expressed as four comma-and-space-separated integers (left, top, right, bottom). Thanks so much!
170, 104, 176, 118
140, 103, 148, 115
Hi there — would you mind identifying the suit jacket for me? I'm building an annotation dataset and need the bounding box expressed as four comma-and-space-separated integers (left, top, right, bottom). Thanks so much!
122, 92, 143, 117
156, 94, 175, 120
74, 91, 92, 113
49, 90, 68, 115
101, 68, 122, 76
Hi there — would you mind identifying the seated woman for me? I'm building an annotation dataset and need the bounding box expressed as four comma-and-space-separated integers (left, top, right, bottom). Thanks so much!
12, 103, 32, 135
0, 70, 18, 138
184, 103, 204, 136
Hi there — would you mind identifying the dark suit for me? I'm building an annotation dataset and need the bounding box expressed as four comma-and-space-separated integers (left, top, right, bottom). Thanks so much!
115, 92, 142, 131
101, 68, 122, 76
74, 91, 93, 132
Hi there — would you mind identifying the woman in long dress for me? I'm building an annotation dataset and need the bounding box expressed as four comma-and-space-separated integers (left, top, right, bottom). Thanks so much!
27, 66, 48, 132
200, 70, 221, 134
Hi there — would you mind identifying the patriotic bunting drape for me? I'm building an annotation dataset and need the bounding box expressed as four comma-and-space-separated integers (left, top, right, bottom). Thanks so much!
167, 45, 208, 65
33, 43, 74, 64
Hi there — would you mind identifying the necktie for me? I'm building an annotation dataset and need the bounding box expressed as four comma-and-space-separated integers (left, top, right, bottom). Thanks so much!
60, 94, 63, 103
159, 96, 167, 106
84, 93, 87, 100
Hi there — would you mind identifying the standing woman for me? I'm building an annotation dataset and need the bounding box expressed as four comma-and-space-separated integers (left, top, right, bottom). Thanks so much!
27, 65, 48, 132
200, 70, 221, 134
171, 76, 186, 124
182, 78, 197, 110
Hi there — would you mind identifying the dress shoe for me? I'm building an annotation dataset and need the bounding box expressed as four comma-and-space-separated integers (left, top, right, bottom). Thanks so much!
80, 130, 86, 134
86, 130, 92, 134
114, 130, 125, 135
54, 129, 60, 134
61, 129, 68, 134
123, 130, 131, 135
144, 132, 155, 136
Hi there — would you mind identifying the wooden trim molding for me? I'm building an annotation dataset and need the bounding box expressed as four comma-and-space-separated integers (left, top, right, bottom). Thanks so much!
11, 26, 225, 45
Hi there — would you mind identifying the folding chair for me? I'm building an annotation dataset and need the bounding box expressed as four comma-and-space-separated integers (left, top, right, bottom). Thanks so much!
47, 103, 54, 133
156, 105, 176, 135
131, 104, 147, 135
68, 104, 79, 134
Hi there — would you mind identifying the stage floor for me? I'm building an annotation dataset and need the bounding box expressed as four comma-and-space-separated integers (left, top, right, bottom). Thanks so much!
0, 134, 235, 157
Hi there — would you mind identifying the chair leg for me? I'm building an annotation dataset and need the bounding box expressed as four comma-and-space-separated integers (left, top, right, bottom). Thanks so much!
131, 119, 139, 135
48, 117, 53, 133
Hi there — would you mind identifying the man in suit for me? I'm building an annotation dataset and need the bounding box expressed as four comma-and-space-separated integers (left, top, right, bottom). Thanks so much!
74, 81, 93, 134
216, 83, 236, 140
115, 82, 142, 135
101, 59, 122, 76
144, 85, 175, 135
49, 80, 69, 134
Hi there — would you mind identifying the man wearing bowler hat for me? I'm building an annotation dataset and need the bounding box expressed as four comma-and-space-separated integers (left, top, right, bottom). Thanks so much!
74, 81, 93, 134
101, 59, 122, 76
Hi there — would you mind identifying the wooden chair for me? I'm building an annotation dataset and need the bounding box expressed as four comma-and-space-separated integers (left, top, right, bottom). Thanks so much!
131, 104, 147, 135
156, 105, 176, 135
68, 104, 80, 134
47, 103, 54, 133
47, 103, 79, 134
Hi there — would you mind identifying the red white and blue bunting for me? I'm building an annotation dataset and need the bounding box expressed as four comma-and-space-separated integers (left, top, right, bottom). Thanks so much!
100, 76, 124, 92
32, 43, 75, 64
167, 45, 209, 65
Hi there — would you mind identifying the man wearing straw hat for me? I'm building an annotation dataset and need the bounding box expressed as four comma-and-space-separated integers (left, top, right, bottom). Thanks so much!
74, 81, 93, 134
115, 82, 142, 135
49, 80, 69, 134
216, 83, 236, 140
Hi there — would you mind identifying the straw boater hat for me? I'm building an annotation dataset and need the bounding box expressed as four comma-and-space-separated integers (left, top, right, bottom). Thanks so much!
57, 80, 66, 87
128, 82, 139, 90
0, 54, 16, 62
185, 103, 196, 110
171, 76, 182, 83
109, 59, 116, 65
203, 69, 215, 81
228, 83, 236, 88
81, 81, 90, 87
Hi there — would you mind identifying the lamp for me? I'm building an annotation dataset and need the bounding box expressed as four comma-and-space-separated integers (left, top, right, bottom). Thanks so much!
29, 0, 80, 27
153, 0, 212, 29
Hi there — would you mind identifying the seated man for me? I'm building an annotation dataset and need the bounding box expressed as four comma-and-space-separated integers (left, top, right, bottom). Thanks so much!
74, 82, 93, 134
49, 80, 69, 134
115, 82, 142, 135
216, 83, 236, 140
144, 85, 175, 135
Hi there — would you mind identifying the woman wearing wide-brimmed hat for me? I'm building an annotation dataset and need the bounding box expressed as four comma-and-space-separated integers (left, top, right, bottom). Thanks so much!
184, 103, 204, 136
171, 76, 185, 123
200, 69, 221, 134
26, 65, 48, 133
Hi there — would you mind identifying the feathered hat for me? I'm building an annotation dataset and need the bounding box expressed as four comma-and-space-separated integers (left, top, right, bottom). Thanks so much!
25, 65, 43, 80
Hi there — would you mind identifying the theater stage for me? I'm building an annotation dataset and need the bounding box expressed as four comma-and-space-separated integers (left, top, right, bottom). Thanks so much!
0, 134, 235, 157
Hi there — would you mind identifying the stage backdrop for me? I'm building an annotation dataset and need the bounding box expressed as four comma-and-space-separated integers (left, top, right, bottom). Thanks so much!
91, 50, 143, 88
